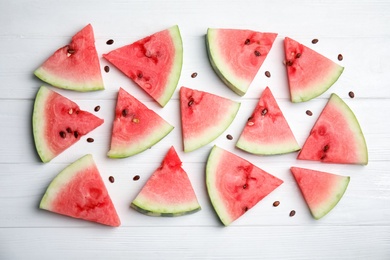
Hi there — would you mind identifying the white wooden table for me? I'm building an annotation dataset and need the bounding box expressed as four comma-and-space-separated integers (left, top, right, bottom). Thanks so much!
1, 0, 389, 259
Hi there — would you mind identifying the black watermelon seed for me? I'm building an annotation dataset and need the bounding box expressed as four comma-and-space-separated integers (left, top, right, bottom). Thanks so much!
306, 110, 313, 116
87, 138, 94, 143
338, 54, 343, 61
191, 72, 198, 78
108, 176, 115, 183
286, 60, 293, 66
59, 131, 66, 138
226, 134, 233, 140
245, 39, 250, 45
289, 210, 296, 217
324, 144, 329, 152
66, 127, 72, 133
188, 98, 194, 107
254, 50, 261, 56
349, 91, 355, 98
67, 48, 75, 54
104, 66, 110, 73
133, 175, 140, 181
273, 201, 280, 207
94, 106, 100, 112
74, 131, 79, 138
311, 39, 319, 44
262, 109, 268, 116
106, 39, 114, 45
122, 109, 128, 117
265, 71, 271, 78
295, 53, 302, 59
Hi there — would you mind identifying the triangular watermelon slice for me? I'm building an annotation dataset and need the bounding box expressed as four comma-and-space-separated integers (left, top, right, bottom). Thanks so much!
40, 154, 121, 227
291, 166, 350, 220
284, 37, 344, 102
206, 146, 283, 226
236, 87, 300, 155
206, 28, 277, 96
103, 25, 183, 107
131, 146, 201, 216
107, 88, 174, 158
298, 93, 368, 165
33, 86, 104, 163
179, 86, 240, 152
34, 24, 104, 92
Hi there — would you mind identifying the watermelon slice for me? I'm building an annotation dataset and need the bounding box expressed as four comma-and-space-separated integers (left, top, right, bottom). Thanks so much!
206, 146, 283, 226
34, 24, 104, 92
206, 28, 277, 96
131, 146, 201, 216
107, 88, 174, 158
33, 86, 104, 163
284, 37, 344, 102
236, 87, 300, 155
291, 166, 350, 220
103, 25, 183, 107
40, 154, 121, 227
180, 86, 240, 152
298, 93, 368, 165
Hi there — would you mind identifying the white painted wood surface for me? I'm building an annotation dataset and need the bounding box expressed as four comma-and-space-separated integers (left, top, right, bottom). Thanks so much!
1, 0, 390, 259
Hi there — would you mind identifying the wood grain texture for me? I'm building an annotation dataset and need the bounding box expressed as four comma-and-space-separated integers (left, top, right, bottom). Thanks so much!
1, 0, 389, 259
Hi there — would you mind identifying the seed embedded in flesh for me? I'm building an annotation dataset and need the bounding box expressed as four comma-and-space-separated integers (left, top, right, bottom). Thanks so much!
191, 72, 198, 78
108, 176, 115, 183
295, 53, 302, 59
245, 39, 250, 45
66, 127, 72, 133
244, 207, 249, 212
106, 39, 114, 45
104, 66, 110, 73
311, 38, 319, 44
289, 210, 296, 217
67, 48, 75, 54
137, 72, 143, 79
254, 50, 261, 56
349, 91, 355, 98
243, 184, 248, 189
74, 131, 79, 138
87, 138, 94, 143
188, 98, 194, 107
122, 109, 128, 117
338, 54, 343, 61
247, 121, 254, 126
94, 106, 100, 112
273, 201, 280, 207
59, 131, 66, 138
306, 110, 313, 116
323, 144, 329, 152
68, 108, 73, 114
226, 134, 233, 140
265, 71, 271, 78
261, 108, 268, 116
133, 175, 140, 181
286, 60, 293, 66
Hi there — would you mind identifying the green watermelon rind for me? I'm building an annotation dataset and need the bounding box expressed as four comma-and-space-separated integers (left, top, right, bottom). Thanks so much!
206, 29, 249, 96
291, 167, 350, 220
40, 154, 95, 209
107, 123, 174, 158
32, 86, 56, 163
34, 67, 104, 92
290, 66, 344, 103
183, 102, 241, 153
236, 138, 300, 155
130, 199, 201, 217
157, 25, 183, 107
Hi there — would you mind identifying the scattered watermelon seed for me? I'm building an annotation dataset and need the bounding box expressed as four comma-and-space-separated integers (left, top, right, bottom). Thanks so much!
122, 109, 128, 117
106, 39, 114, 45
226, 134, 233, 140
104, 66, 110, 73
66, 127, 72, 133
94, 106, 100, 112
133, 175, 140, 181
245, 39, 250, 45
74, 131, 79, 138
273, 201, 280, 207
349, 91, 355, 98
87, 138, 94, 143
338, 54, 343, 61
108, 176, 115, 183
59, 131, 66, 138
265, 71, 271, 78
311, 38, 319, 44
191, 72, 198, 78
289, 210, 296, 217
262, 109, 268, 116
254, 50, 261, 56
306, 110, 313, 116
296, 53, 302, 59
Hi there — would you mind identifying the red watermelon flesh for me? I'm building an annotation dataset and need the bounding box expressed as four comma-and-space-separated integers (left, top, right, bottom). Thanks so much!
206, 28, 277, 96
107, 88, 174, 158
236, 87, 300, 155
291, 167, 350, 220
206, 146, 283, 226
298, 93, 368, 165
131, 146, 201, 216
284, 37, 344, 102
180, 86, 240, 152
103, 25, 183, 107
34, 24, 104, 92
32, 86, 104, 163
40, 154, 121, 227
